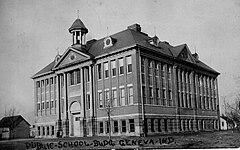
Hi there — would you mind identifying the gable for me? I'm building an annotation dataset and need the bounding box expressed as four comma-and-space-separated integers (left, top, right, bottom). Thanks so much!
177, 45, 196, 64
54, 48, 91, 69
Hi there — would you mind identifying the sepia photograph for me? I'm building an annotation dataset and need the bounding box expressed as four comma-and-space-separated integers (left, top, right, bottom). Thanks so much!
0, 0, 240, 149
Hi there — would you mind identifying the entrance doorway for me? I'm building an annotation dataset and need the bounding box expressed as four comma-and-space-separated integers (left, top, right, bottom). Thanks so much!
70, 101, 81, 136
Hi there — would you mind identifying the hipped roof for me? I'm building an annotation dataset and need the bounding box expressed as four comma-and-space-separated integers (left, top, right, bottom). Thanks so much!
32, 25, 219, 79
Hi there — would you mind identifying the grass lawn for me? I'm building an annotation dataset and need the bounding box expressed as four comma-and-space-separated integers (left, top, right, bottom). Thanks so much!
0, 130, 240, 149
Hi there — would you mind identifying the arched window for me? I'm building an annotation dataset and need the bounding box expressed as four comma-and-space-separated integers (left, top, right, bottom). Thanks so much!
70, 101, 81, 114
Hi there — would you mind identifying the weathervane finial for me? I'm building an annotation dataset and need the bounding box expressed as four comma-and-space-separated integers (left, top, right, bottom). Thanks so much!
107, 26, 109, 36
154, 26, 156, 36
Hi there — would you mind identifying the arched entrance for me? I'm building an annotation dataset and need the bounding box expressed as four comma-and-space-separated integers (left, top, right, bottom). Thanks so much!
70, 101, 81, 136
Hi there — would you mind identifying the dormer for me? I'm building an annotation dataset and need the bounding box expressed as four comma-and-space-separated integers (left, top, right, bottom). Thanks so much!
103, 36, 116, 49
148, 35, 160, 46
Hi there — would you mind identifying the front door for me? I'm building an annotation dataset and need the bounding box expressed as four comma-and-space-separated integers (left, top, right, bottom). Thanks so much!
73, 113, 81, 136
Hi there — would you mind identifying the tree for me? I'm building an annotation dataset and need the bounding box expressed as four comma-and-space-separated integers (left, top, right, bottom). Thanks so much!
4, 106, 20, 117
100, 98, 117, 140
223, 94, 240, 129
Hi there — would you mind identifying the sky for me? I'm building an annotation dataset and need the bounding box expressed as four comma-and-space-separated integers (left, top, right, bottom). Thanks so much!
0, 0, 239, 123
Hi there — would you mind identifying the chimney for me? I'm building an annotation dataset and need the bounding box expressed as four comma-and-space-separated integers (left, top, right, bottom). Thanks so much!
128, 24, 141, 32
192, 53, 199, 61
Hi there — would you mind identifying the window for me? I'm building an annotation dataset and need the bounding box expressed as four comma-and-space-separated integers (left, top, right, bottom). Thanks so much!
161, 64, 165, 72
156, 88, 160, 98
111, 60, 116, 77
98, 92, 103, 108
50, 78, 53, 85
126, 56, 132, 73
162, 89, 166, 106
38, 126, 41, 136
97, 64, 102, 80
164, 119, 168, 132
42, 126, 45, 135
41, 80, 44, 87
207, 97, 209, 109
168, 65, 172, 80
99, 122, 104, 134
114, 121, 118, 133
105, 90, 110, 107
169, 90, 172, 100
76, 70, 80, 84
189, 94, 192, 108
129, 119, 135, 132
46, 101, 49, 109
119, 58, 124, 75
51, 126, 54, 135
75, 117, 80, 121
149, 87, 153, 104
158, 119, 162, 132
163, 89, 166, 99
128, 86, 133, 105
149, 87, 153, 98
199, 96, 202, 109
142, 86, 146, 104
46, 79, 49, 86
169, 90, 173, 106
42, 102, 45, 109
169, 119, 173, 132
185, 93, 188, 108
47, 126, 49, 135
37, 81, 40, 88
149, 75, 153, 85
155, 62, 159, 76
203, 96, 206, 109
106, 121, 110, 133
141, 58, 145, 73
112, 89, 117, 107
76, 31, 80, 44
214, 98, 217, 110
141, 74, 145, 84
104, 62, 109, 78
50, 100, 54, 108
120, 87, 125, 106
87, 94, 90, 110
86, 68, 90, 82
37, 103, 40, 110
148, 61, 153, 75
156, 88, 160, 105
70, 72, 74, 85
142, 86, 146, 97
151, 119, 155, 132
122, 120, 126, 133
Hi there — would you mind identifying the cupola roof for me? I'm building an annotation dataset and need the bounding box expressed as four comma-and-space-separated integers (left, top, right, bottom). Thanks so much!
69, 18, 88, 33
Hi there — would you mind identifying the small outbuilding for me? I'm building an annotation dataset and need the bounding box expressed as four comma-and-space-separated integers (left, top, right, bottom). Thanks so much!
0, 115, 30, 140
220, 115, 235, 130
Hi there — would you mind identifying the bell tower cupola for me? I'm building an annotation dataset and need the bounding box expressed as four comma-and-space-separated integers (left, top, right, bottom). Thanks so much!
69, 17, 88, 48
